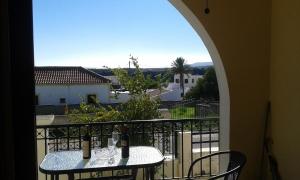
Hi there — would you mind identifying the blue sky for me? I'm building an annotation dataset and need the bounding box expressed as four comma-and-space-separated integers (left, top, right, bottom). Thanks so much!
33, 0, 211, 68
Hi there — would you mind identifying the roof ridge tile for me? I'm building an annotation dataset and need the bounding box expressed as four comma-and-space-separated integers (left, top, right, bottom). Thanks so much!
34, 66, 110, 85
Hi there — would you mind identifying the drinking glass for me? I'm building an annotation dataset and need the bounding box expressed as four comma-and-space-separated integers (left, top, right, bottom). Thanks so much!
107, 138, 114, 164
112, 131, 119, 153
93, 136, 102, 158
90, 136, 102, 165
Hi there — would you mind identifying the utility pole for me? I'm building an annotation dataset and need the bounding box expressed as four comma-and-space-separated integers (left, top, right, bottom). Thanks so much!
129, 54, 138, 74
129, 54, 138, 63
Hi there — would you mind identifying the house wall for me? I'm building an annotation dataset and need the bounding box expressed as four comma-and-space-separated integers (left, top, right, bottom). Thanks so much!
35, 84, 111, 105
174, 74, 202, 89
182, 0, 271, 179
270, 0, 300, 179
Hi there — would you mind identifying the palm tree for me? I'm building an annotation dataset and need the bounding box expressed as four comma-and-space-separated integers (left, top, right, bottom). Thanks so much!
171, 57, 191, 96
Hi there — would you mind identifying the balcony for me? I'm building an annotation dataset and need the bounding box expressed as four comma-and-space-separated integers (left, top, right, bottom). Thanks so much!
36, 102, 220, 179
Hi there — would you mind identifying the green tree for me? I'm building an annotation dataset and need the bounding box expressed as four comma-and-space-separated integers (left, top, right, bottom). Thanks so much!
184, 78, 204, 100
119, 94, 161, 121
202, 67, 219, 99
171, 57, 191, 96
145, 74, 163, 91
68, 103, 121, 123
111, 59, 163, 94
112, 59, 148, 95
112, 58, 161, 120
68, 58, 161, 123
185, 67, 219, 100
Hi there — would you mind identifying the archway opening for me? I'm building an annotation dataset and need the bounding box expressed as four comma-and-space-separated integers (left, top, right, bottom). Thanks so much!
33, 0, 230, 179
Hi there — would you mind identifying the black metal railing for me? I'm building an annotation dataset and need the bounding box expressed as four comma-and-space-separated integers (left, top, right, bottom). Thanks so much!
36, 117, 219, 179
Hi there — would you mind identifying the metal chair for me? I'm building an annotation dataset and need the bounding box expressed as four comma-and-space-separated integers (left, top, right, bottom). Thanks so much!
187, 151, 247, 180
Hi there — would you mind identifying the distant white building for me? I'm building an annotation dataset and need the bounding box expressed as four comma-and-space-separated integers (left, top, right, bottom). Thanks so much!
173, 73, 203, 90
35, 66, 112, 105
159, 73, 203, 101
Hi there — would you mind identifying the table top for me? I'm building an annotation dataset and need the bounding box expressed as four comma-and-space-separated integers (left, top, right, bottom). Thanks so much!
39, 146, 164, 174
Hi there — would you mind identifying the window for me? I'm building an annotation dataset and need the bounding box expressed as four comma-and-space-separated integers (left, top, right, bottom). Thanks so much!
59, 98, 66, 104
185, 79, 188, 83
175, 79, 179, 83
192, 79, 194, 83
87, 94, 97, 104
35, 95, 39, 105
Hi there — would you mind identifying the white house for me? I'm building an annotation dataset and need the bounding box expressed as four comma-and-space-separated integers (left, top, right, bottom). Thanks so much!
143, 74, 204, 102
173, 73, 203, 90
159, 73, 203, 101
35, 66, 112, 105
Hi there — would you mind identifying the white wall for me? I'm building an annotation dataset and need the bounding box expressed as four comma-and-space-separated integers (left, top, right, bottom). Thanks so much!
35, 84, 111, 105
174, 74, 203, 89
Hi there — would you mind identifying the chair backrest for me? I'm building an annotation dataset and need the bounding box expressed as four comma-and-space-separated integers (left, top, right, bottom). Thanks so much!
187, 150, 247, 180
223, 151, 247, 180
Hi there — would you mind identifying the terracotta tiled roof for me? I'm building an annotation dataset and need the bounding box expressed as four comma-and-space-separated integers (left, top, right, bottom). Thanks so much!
35, 66, 110, 85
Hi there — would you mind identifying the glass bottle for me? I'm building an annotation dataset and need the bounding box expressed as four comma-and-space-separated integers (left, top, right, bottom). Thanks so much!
120, 125, 129, 158
82, 125, 91, 159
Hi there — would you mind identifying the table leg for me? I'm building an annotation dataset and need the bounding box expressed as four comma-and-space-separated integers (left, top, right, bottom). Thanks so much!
132, 168, 138, 180
149, 167, 154, 180
51, 174, 59, 180
68, 173, 74, 180
146, 167, 155, 180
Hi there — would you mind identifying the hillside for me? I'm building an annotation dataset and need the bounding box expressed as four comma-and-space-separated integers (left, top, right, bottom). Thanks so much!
190, 62, 213, 68
90, 63, 212, 76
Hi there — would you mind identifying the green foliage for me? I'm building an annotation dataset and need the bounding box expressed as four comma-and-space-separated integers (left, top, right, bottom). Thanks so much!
112, 59, 161, 121
111, 59, 149, 95
170, 107, 195, 119
171, 57, 191, 75
68, 103, 121, 123
119, 94, 161, 121
185, 67, 219, 100
145, 74, 162, 90
184, 78, 204, 100
108, 59, 164, 94
202, 67, 219, 99
68, 58, 161, 123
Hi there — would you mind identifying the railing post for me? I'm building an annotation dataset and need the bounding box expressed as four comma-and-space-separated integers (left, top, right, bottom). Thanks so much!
174, 130, 178, 158
177, 131, 192, 178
